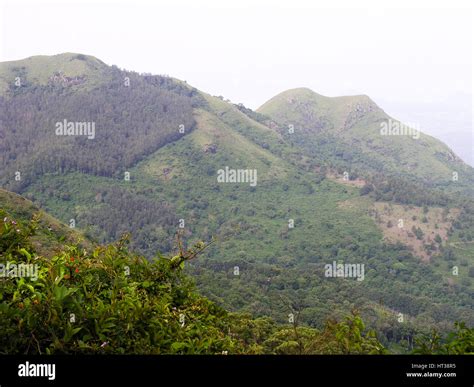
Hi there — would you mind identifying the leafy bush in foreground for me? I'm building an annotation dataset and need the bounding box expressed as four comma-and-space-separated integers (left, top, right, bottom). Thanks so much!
0, 240, 240, 354
412, 322, 474, 355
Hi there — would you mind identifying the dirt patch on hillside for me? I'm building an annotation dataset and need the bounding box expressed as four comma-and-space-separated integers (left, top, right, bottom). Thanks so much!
372, 202, 459, 262
326, 171, 367, 188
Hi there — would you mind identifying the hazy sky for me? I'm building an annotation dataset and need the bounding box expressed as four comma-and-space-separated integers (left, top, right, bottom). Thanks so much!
1, 0, 472, 165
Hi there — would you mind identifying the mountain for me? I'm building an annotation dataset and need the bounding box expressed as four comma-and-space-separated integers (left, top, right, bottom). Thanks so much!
0, 54, 473, 352
257, 88, 474, 196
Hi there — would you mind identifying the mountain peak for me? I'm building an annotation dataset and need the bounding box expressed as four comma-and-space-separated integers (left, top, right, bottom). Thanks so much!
258, 87, 327, 109
2, 52, 106, 67
259, 87, 379, 108
257, 87, 383, 134
257, 87, 381, 117
0, 52, 108, 93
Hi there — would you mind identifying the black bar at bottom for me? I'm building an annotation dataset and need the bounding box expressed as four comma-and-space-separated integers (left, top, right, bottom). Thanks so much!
0, 355, 471, 386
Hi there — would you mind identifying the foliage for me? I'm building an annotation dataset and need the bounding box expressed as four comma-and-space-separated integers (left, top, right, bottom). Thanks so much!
262, 313, 386, 354
0, 214, 239, 354
412, 322, 474, 354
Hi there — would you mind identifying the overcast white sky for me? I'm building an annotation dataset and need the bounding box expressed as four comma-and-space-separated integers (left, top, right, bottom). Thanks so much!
1, 0, 473, 165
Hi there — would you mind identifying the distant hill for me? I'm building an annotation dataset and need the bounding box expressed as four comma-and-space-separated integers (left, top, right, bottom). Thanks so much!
258, 88, 474, 196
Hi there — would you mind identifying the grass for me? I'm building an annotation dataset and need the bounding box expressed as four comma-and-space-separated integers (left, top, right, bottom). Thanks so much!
0, 53, 110, 95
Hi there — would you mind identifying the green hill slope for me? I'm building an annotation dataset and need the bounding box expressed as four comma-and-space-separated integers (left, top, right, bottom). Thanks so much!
258, 88, 474, 195
0, 53, 109, 94
0, 188, 91, 257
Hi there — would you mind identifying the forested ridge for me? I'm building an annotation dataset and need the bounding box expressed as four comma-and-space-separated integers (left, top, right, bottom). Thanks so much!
1, 57, 202, 190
